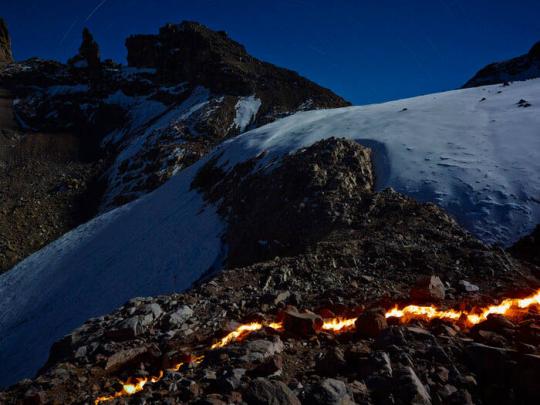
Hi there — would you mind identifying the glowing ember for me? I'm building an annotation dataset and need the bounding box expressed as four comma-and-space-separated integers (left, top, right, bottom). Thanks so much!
94, 371, 163, 404
95, 288, 540, 403
385, 289, 540, 326
322, 317, 357, 332
210, 322, 263, 349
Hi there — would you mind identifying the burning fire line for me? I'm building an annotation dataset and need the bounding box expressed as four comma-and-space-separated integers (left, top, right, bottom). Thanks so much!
95, 288, 540, 404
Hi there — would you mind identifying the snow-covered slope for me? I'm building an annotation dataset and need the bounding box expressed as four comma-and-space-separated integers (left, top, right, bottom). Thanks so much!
0, 162, 225, 387
1, 78, 539, 387
214, 78, 540, 245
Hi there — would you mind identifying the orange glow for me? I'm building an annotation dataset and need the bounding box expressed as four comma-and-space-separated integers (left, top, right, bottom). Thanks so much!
210, 322, 264, 349
94, 370, 163, 405
95, 288, 540, 404
384, 289, 540, 326
322, 317, 357, 333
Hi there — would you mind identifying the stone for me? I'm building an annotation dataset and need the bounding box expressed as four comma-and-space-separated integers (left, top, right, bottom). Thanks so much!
355, 308, 388, 338
282, 308, 323, 336
105, 316, 144, 340
304, 378, 355, 405
245, 377, 301, 405
105, 346, 153, 373
410, 275, 445, 301
394, 366, 432, 405
316, 347, 347, 375
458, 280, 479, 293
241, 337, 284, 363
251, 354, 283, 376
168, 305, 194, 326
217, 368, 246, 391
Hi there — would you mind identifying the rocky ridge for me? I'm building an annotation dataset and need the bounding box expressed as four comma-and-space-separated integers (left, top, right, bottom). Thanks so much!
463, 40, 540, 88
1, 139, 538, 404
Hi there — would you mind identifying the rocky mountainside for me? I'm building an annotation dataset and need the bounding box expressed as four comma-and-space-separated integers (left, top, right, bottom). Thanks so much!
0, 21, 348, 272
1, 139, 539, 404
1, 22, 348, 211
463, 40, 540, 87
0, 18, 13, 64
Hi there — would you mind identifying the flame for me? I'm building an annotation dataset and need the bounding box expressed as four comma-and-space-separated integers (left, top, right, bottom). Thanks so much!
322, 317, 357, 332
95, 289, 540, 403
94, 370, 163, 404
210, 322, 264, 349
385, 289, 540, 326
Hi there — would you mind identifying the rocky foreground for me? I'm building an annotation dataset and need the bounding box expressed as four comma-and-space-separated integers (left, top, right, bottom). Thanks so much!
1, 139, 539, 404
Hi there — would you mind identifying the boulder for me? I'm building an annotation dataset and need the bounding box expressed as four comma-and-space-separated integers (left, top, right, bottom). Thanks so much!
282, 308, 323, 336
410, 275, 445, 301
245, 377, 301, 405
304, 378, 355, 405
393, 366, 432, 405
355, 308, 388, 338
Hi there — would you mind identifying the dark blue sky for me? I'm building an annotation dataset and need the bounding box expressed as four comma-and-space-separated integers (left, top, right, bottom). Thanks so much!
3, 1, 540, 104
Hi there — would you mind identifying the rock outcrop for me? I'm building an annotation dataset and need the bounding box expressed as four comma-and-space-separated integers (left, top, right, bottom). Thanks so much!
0, 18, 13, 64
68, 27, 101, 70
126, 21, 349, 117
463, 40, 540, 87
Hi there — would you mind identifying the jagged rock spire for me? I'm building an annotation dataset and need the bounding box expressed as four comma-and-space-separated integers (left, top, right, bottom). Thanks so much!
0, 17, 13, 64
68, 27, 100, 69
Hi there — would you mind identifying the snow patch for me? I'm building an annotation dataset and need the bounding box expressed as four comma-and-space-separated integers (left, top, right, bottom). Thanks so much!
233, 95, 261, 132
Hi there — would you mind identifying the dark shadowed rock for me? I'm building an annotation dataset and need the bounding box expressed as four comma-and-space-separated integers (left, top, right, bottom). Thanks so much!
68, 28, 100, 69
509, 224, 540, 266
394, 366, 432, 405
463, 40, 540, 87
304, 378, 355, 405
245, 377, 301, 405
355, 308, 388, 338
283, 308, 323, 336
0, 18, 13, 64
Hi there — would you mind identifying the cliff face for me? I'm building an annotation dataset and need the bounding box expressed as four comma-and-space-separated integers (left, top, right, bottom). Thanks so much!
463, 40, 540, 88
0, 18, 13, 64
125, 21, 350, 120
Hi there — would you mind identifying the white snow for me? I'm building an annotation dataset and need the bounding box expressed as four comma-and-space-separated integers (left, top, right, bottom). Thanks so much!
233, 95, 261, 132
47, 84, 90, 96
0, 160, 225, 387
213, 79, 540, 245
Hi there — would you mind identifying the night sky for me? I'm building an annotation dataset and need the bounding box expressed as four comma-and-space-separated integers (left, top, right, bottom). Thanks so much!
3, 0, 540, 104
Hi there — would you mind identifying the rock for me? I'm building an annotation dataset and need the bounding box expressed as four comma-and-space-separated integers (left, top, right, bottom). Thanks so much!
217, 368, 246, 391
316, 347, 347, 375
168, 305, 194, 326
241, 337, 284, 363
105, 346, 155, 373
410, 275, 445, 301
0, 18, 13, 64
251, 354, 283, 376
355, 308, 388, 338
304, 378, 355, 405
142, 303, 163, 319
394, 366, 432, 405
23, 389, 46, 405
68, 27, 100, 69
465, 342, 514, 382
282, 308, 323, 336
509, 224, 540, 266
105, 316, 144, 340
458, 280, 479, 293
245, 377, 301, 405
273, 291, 290, 305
